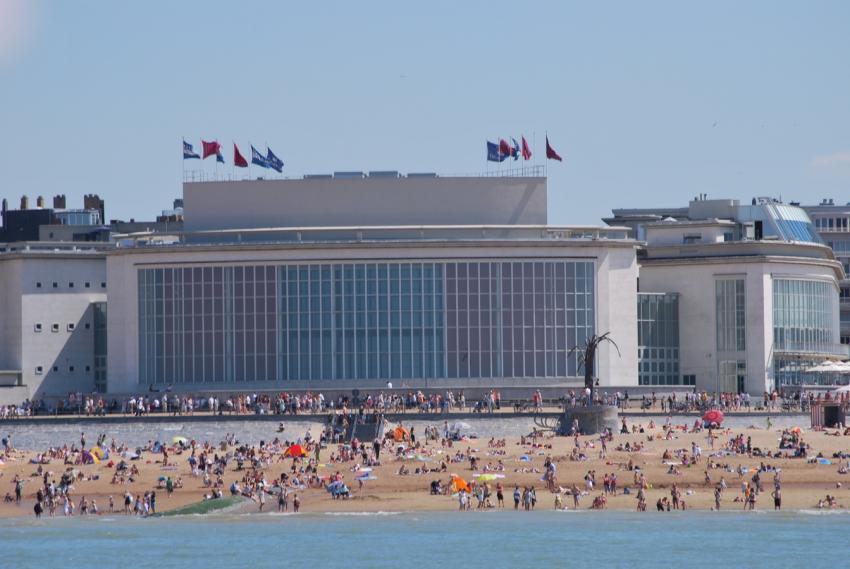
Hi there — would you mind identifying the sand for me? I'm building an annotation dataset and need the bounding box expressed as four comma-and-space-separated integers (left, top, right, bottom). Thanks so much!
1, 416, 849, 517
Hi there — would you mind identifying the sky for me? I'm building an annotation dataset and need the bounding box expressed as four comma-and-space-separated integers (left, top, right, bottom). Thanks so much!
1, 0, 849, 224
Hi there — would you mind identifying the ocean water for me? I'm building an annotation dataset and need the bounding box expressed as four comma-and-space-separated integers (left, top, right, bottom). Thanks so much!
0, 511, 846, 568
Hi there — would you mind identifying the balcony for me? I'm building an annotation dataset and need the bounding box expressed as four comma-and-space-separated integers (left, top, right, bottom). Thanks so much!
774, 341, 850, 359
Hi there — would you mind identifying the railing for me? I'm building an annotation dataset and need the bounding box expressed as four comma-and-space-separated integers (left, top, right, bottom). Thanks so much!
114, 224, 633, 247
182, 165, 546, 184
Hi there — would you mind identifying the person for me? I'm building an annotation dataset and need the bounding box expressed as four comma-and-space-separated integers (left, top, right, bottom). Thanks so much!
513, 486, 521, 510
771, 487, 781, 510
714, 486, 722, 511
496, 483, 504, 508
258, 488, 266, 512
292, 493, 300, 513
278, 489, 287, 512
33, 501, 43, 518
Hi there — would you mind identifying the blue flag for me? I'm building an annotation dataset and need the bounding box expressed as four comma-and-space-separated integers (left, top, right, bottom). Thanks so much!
487, 141, 507, 162
183, 140, 200, 159
511, 138, 520, 161
251, 145, 269, 168
266, 147, 284, 173
216, 151, 225, 164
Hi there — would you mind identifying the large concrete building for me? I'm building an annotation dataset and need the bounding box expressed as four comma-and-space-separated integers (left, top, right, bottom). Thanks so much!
607, 197, 845, 394
3, 176, 849, 405
106, 174, 640, 395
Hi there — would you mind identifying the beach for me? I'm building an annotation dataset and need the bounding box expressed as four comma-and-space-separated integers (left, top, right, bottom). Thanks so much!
1, 412, 849, 518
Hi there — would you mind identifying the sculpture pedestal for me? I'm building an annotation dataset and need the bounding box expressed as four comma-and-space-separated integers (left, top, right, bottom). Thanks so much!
560, 405, 619, 435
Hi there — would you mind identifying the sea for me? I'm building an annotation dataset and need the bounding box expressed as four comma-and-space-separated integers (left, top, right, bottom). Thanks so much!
0, 510, 847, 568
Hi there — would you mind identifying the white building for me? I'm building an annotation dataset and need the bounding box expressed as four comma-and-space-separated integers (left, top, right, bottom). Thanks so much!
105, 174, 640, 395
0, 243, 107, 404
608, 197, 845, 394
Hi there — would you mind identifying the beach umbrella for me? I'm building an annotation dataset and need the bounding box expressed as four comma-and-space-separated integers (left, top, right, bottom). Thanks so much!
284, 444, 307, 457
702, 410, 725, 425
158, 475, 167, 481
172, 436, 188, 445
477, 473, 497, 481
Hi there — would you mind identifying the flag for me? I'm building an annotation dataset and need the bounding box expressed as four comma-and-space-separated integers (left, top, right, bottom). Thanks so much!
487, 141, 507, 162
545, 136, 562, 161
233, 144, 248, 168
216, 151, 225, 164
251, 145, 269, 168
511, 138, 520, 161
202, 140, 221, 159
521, 136, 532, 161
183, 140, 200, 159
266, 147, 284, 173
499, 139, 512, 159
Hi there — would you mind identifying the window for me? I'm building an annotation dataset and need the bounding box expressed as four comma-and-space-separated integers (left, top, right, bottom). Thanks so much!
35, 366, 43, 375
34, 323, 42, 333
51, 323, 59, 333
85, 365, 91, 372
716, 279, 746, 352
52, 366, 58, 372
69, 282, 74, 288
52, 282, 58, 288
36, 282, 42, 288
683, 374, 696, 386
723, 232, 734, 242
84, 282, 91, 288
84, 323, 91, 330
683, 234, 701, 244
100, 282, 106, 288
69, 366, 75, 372
67, 323, 75, 332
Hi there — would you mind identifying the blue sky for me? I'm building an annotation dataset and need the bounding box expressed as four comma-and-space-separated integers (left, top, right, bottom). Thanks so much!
1, 0, 849, 224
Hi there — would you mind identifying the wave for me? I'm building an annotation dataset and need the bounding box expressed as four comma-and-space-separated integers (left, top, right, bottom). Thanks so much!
323, 511, 402, 517
798, 509, 850, 516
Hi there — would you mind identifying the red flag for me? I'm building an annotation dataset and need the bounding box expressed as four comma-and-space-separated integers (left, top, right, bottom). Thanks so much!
202, 140, 221, 159
545, 136, 562, 161
521, 136, 532, 161
498, 139, 512, 158
233, 144, 248, 168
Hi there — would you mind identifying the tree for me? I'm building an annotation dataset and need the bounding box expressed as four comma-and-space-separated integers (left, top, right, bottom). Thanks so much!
569, 332, 620, 405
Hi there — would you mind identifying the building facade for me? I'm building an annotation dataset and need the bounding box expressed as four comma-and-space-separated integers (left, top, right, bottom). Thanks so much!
0, 243, 108, 403
608, 197, 845, 394
103, 175, 639, 394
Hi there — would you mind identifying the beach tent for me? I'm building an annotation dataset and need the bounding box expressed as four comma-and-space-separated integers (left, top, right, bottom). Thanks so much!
90, 446, 108, 460
81, 451, 99, 465
393, 426, 410, 442
451, 474, 470, 493
284, 444, 307, 458
172, 436, 188, 446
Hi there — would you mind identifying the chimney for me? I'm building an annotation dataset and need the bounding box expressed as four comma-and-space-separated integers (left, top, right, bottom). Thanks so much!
1, 199, 6, 213
84, 194, 105, 223
53, 194, 66, 209
20, 195, 28, 210
36, 196, 44, 209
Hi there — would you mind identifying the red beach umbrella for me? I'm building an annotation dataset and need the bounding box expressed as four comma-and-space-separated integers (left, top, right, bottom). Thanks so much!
702, 409, 725, 425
